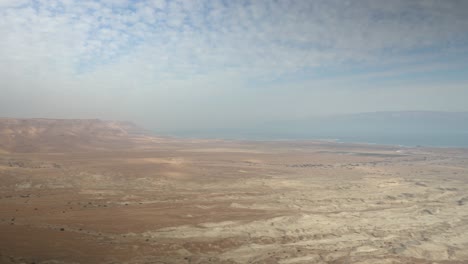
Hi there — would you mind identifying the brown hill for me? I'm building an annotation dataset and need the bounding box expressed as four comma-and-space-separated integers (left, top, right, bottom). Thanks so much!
0, 118, 152, 153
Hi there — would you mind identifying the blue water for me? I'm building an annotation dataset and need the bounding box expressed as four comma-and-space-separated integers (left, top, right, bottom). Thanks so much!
327, 133, 468, 148
160, 130, 468, 148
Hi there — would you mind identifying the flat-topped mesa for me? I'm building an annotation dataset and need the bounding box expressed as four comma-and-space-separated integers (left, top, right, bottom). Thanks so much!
0, 118, 151, 153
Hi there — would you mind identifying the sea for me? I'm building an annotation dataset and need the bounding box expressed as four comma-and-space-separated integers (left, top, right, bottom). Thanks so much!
161, 130, 468, 148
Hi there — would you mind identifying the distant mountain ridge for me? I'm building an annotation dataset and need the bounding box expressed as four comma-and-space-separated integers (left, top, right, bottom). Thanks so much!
331, 111, 468, 121
262, 111, 468, 133
0, 118, 151, 153
165, 111, 468, 147
256, 111, 468, 147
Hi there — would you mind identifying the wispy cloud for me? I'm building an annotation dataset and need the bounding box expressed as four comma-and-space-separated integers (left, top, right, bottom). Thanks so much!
1, 0, 468, 129
2, 0, 467, 76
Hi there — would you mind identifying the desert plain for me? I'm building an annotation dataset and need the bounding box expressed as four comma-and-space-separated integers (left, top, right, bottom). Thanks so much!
1, 118, 468, 264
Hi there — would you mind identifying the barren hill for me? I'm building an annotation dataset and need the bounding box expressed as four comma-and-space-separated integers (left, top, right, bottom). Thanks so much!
0, 118, 152, 153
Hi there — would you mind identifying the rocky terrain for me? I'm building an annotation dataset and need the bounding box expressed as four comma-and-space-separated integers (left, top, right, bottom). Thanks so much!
0, 119, 468, 263
0, 118, 159, 153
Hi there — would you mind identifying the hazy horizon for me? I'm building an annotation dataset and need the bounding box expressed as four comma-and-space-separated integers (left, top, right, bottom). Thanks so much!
3, 2, 468, 261
2, 0, 468, 134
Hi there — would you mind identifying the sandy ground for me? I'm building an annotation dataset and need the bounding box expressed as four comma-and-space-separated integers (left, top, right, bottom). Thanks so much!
1, 140, 468, 263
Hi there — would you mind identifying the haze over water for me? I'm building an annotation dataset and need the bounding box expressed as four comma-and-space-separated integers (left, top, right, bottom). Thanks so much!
157, 111, 468, 148
1, 1, 468, 135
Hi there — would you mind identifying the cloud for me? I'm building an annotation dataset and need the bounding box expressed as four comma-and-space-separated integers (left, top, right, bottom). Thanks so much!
0, 0, 28, 8
1, 0, 468, 129
2, 0, 467, 77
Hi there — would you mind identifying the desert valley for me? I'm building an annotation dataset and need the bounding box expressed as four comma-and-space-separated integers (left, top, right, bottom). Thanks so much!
1, 118, 468, 264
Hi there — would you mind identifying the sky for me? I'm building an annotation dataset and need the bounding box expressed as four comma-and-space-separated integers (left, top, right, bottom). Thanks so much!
1, 0, 468, 132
